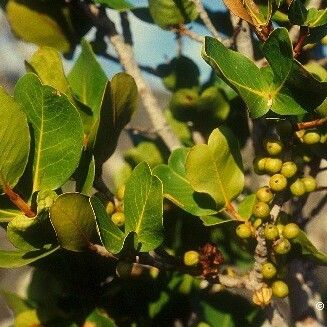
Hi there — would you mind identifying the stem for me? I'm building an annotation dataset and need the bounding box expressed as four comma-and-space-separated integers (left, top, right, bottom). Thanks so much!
293, 26, 309, 57
297, 118, 327, 130
3, 184, 35, 218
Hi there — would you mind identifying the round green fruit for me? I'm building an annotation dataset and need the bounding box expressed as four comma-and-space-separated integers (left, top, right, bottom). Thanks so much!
261, 262, 277, 279
111, 212, 125, 227
282, 223, 300, 239
256, 186, 274, 203
301, 176, 317, 193
252, 201, 270, 219
253, 157, 267, 175
264, 138, 283, 156
264, 158, 283, 174
290, 179, 306, 197
273, 238, 291, 254
269, 174, 287, 192
183, 250, 200, 266
264, 224, 279, 240
272, 280, 289, 298
169, 88, 199, 122
280, 161, 297, 178
236, 223, 252, 239
303, 130, 321, 145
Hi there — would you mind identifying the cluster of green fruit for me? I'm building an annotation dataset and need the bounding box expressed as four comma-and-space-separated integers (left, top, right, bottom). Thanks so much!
106, 185, 126, 227
169, 86, 229, 123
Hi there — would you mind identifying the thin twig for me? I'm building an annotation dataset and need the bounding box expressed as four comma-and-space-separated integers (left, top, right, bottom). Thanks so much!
297, 118, 327, 130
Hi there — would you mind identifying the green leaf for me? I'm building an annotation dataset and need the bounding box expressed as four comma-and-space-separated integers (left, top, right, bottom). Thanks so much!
93, 0, 133, 10
154, 148, 217, 216
237, 194, 256, 220
6, 0, 70, 52
202, 36, 270, 118
185, 127, 244, 210
93, 73, 138, 166
288, 0, 307, 26
0, 88, 30, 192
124, 141, 164, 169
292, 230, 327, 265
0, 291, 33, 316
200, 213, 234, 226
201, 301, 234, 327
0, 246, 59, 268
148, 0, 198, 29
124, 162, 163, 252
68, 39, 107, 118
49, 193, 98, 252
306, 8, 327, 27
26, 47, 70, 95
7, 213, 56, 251
203, 28, 327, 118
90, 196, 125, 254
0, 208, 21, 222
14, 73, 84, 193
85, 308, 117, 326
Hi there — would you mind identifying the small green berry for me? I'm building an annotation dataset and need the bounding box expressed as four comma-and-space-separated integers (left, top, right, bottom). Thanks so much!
261, 262, 277, 279
111, 212, 125, 227
106, 201, 115, 215
269, 174, 287, 192
303, 130, 321, 145
273, 238, 291, 254
256, 186, 274, 203
264, 224, 279, 240
236, 223, 252, 239
183, 250, 200, 266
252, 201, 271, 219
264, 138, 283, 156
301, 176, 317, 193
280, 161, 298, 178
253, 157, 267, 175
265, 158, 283, 174
253, 219, 263, 229
283, 223, 300, 239
116, 184, 125, 201
290, 179, 306, 197
272, 280, 289, 298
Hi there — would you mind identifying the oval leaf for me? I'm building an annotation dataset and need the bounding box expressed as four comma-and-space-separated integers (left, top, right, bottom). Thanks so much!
49, 193, 98, 252
124, 162, 163, 252
185, 127, 244, 211
154, 148, 217, 216
6, 0, 70, 52
0, 88, 30, 192
90, 196, 125, 254
14, 73, 84, 192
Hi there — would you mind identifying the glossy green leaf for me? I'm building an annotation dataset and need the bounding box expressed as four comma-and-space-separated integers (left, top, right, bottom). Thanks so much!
148, 0, 198, 29
90, 196, 125, 254
26, 47, 70, 95
68, 39, 107, 118
49, 193, 98, 252
306, 8, 327, 27
85, 308, 117, 326
288, 0, 307, 25
14, 73, 84, 192
93, 0, 133, 10
6, 0, 70, 52
237, 194, 256, 220
0, 246, 59, 268
203, 28, 327, 118
0, 88, 30, 192
93, 73, 137, 166
154, 148, 218, 216
185, 127, 244, 210
124, 162, 163, 252
200, 213, 234, 226
292, 230, 327, 265
7, 213, 57, 251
